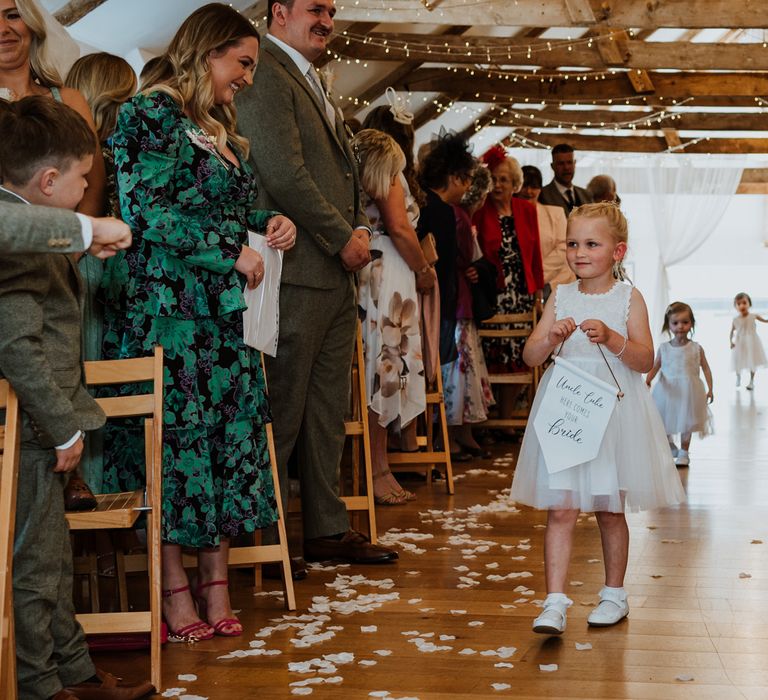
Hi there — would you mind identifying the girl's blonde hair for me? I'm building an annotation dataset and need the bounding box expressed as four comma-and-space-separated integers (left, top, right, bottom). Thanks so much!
350, 128, 405, 201
141, 3, 258, 157
65, 53, 137, 141
662, 301, 695, 336
569, 202, 630, 282
15, 0, 63, 88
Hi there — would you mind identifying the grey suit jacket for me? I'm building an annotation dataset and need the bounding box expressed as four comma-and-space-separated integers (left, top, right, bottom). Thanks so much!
0, 190, 104, 448
237, 38, 368, 290
0, 200, 84, 253
538, 181, 593, 216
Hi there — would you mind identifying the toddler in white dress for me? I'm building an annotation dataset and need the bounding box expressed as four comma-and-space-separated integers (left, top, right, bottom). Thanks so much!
646, 302, 713, 467
510, 203, 685, 635
730, 292, 768, 390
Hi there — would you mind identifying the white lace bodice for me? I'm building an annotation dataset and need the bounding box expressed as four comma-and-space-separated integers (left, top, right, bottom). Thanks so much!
658, 341, 701, 380
554, 280, 631, 365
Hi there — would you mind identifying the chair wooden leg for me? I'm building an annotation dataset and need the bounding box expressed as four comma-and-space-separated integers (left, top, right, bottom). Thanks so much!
265, 423, 296, 611
434, 370, 455, 495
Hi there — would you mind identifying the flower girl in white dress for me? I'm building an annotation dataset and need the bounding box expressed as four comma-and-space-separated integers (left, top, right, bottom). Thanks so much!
510, 203, 685, 635
730, 292, 768, 390
646, 302, 713, 467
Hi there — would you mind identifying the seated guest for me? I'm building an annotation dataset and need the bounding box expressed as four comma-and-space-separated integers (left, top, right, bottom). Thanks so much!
473, 146, 544, 434
352, 128, 436, 504
65, 52, 138, 498
443, 163, 496, 459
538, 142, 593, 215
0, 96, 153, 700
417, 131, 476, 366
587, 173, 620, 204
103, 3, 296, 642
516, 165, 575, 296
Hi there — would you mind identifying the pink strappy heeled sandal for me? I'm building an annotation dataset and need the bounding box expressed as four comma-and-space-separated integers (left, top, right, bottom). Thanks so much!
162, 584, 214, 642
195, 580, 243, 637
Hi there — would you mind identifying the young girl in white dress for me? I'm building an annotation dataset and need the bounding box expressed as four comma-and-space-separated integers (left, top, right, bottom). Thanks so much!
730, 292, 768, 390
646, 302, 713, 467
510, 202, 686, 635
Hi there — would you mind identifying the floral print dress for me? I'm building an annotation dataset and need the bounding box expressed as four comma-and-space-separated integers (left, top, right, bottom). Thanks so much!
101, 91, 277, 548
357, 174, 426, 429
482, 214, 535, 373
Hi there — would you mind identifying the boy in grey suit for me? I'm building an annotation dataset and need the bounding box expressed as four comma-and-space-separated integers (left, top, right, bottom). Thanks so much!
0, 202, 132, 257
0, 98, 152, 699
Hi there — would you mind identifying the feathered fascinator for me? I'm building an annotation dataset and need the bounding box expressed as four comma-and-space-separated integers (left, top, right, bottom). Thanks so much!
481, 144, 508, 171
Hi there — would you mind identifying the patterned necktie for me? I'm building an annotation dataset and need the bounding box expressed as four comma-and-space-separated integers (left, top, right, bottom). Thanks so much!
306, 68, 336, 124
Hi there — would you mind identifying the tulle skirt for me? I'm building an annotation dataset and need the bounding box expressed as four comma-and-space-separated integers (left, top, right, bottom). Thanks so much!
511, 358, 686, 513
652, 376, 713, 436
731, 334, 767, 373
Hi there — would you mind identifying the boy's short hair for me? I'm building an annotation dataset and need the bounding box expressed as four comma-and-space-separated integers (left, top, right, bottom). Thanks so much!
0, 96, 95, 187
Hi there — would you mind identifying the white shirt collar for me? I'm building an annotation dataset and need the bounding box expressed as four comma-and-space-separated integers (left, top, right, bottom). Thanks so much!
554, 179, 573, 197
267, 33, 313, 78
0, 185, 29, 204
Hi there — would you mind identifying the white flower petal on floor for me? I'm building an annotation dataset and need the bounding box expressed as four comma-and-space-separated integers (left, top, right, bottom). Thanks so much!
675, 675, 695, 682
459, 648, 477, 655
491, 683, 511, 691
359, 659, 377, 666
161, 689, 186, 698
361, 625, 378, 633
177, 674, 197, 682
468, 620, 485, 627
373, 649, 393, 656
575, 642, 593, 651
539, 664, 558, 672
494, 662, 514, 669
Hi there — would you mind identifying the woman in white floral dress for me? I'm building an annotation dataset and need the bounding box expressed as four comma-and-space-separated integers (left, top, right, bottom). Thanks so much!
353, 129, 437, 504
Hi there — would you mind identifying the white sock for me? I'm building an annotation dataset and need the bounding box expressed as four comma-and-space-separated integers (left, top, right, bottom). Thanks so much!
542, 592, 573, 610
599, 586, 627, 603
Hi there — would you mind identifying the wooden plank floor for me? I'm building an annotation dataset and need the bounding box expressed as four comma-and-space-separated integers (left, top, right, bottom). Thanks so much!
95, 379, 768, 700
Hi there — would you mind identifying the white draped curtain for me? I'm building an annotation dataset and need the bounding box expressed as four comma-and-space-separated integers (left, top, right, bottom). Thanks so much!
504, 149, 744, 331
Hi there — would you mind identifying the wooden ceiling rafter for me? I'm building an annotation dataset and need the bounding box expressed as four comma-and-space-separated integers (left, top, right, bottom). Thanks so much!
53, 0, 107, 26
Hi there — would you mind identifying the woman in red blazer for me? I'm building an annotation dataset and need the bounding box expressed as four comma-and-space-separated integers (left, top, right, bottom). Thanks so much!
473, 146, 544, 433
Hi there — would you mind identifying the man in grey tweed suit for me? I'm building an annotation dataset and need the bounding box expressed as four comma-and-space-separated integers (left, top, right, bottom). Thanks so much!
238, 0, 396, 564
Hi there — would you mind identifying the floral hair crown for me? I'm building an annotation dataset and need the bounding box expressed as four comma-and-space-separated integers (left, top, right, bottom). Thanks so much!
481, 144, 508, 171
385, 87, 414, 125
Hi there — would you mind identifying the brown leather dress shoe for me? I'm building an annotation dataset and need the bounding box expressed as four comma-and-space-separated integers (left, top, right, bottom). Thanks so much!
64, 474, 98, 511
263, 556, 308, 581
50, 691, 79, 700
304, 529, 398, 564
64, 669, 154, 700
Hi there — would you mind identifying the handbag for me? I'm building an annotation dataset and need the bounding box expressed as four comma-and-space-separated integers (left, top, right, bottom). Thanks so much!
420, 232, 438, 266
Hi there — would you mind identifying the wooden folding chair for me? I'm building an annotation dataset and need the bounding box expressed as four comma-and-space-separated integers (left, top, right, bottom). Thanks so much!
478, 309, 541, 430
0, 380, 20, 698
387, 362, 455, 495
286, 321, 378, 542
65, 348, 163, 692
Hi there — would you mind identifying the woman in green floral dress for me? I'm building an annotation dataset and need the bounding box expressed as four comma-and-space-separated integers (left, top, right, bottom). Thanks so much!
102, 4, 296, 642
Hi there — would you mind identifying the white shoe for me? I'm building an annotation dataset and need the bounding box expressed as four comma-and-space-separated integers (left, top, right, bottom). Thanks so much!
587, 591, 629, 627
675, 449, 689, 466
533, 606, 567, 635
668, 443, 679, 458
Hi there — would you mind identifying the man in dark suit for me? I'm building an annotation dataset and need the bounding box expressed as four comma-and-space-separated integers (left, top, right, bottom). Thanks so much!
538, 143, 593, 216
237, 0, 396, 565
0, 201, 131, 256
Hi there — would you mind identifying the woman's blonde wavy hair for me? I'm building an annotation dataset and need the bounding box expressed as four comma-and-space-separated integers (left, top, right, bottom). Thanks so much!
569, 201, 631, 282
140, 3, 258, 157
15, 0, 63, 87
65, 53, 137, 141
351, 128, 406, 201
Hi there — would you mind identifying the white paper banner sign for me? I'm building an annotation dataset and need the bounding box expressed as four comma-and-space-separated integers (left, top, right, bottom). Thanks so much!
533, 356, 620, 474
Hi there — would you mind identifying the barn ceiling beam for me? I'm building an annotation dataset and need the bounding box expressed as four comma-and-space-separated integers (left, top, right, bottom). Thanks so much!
502, 131, 768, 154
394, 70, 768, 101
336, 0, 768, 29
333, 35, 768, 72
53, 0, 107, 26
